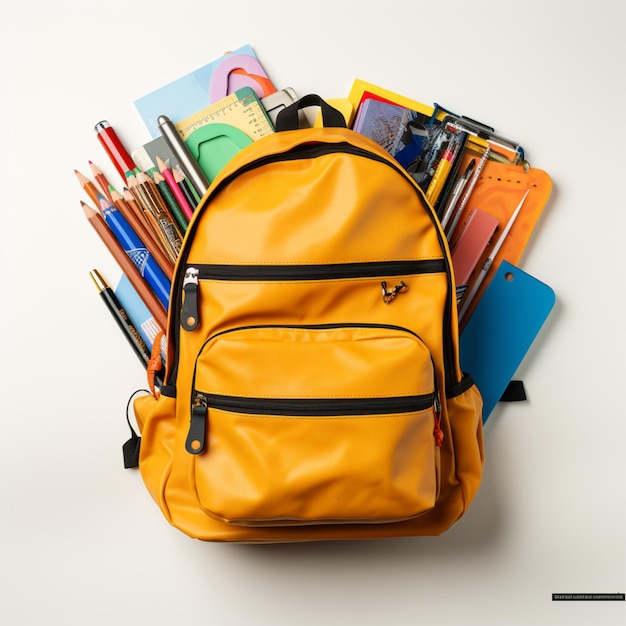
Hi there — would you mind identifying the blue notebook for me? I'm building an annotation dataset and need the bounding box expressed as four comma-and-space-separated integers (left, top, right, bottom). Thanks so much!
460, 261, 556, 422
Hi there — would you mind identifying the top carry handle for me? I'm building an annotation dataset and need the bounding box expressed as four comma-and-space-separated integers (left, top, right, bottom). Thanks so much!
275, 94, 347, 131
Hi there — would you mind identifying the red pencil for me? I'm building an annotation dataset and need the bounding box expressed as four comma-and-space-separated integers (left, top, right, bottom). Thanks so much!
156, 155, 194, 220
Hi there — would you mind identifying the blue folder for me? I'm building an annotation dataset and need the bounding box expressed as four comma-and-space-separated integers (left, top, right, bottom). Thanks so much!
460, 261, 556, 422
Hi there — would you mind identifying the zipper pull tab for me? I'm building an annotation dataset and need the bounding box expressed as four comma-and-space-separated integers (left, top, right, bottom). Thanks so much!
181, 267, 200, 331
186, 392, 207, 454
433, 392, 444, 447
381, 280, 409, 304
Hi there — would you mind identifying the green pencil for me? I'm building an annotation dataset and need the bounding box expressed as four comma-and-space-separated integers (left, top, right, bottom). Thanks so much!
152, 170, 188, 235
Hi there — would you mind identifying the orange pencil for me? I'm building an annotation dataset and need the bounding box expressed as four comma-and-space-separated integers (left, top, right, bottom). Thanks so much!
89, 161, 113, 202
81, 201, 168, 331
75, 169, 100, 206
109, 187, 175, 280
127, 174, 179, 263
135, 171, 183, 259
123, 186, 173, 262
122, 186, 149, 228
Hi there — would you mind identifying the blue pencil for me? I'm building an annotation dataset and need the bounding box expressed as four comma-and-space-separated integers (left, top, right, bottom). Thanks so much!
97, 194, 171, 310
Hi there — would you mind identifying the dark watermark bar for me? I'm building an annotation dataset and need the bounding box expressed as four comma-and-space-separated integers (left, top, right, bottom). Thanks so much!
552, 593, 625, 601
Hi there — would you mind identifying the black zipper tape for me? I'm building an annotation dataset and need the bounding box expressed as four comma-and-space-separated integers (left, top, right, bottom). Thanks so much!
198, 392, 435, 417
191, 259, 445, 281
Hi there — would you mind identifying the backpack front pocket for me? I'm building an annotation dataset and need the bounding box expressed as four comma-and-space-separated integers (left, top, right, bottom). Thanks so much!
186, 324, 442, 526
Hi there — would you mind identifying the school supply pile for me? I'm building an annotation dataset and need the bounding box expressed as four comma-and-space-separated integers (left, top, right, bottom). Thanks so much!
75, 45, 554, 542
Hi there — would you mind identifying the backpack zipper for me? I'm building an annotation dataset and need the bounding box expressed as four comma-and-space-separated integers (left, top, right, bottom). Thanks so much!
187, 259, 444, 281
170, 142, 458, 388
186, 389, 438, 456
185, 322, 443, 455
185, 391, 436, 455
198, 392, 435, 416
180, 259, 445, 332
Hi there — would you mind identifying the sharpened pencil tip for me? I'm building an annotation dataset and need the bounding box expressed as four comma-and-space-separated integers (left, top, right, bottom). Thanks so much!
156, 155, 167, 171
80, 200, 97, 217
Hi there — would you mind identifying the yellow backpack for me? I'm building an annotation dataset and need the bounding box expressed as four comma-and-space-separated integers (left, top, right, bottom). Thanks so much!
133, 96, 484, 541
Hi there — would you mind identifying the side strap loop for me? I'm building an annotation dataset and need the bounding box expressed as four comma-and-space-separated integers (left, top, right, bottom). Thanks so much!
123, 389, 149, 469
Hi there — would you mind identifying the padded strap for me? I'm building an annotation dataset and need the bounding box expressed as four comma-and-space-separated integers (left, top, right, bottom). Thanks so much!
275, 94, 346, 131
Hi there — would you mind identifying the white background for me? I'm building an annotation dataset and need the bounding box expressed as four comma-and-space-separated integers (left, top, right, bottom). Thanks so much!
1, 1, 624, 624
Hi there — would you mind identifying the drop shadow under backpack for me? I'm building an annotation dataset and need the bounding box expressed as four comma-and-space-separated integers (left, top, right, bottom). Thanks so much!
131, 95, 484, 542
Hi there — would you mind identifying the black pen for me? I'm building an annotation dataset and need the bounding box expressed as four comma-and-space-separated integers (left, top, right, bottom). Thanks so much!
90, 269, 163, 385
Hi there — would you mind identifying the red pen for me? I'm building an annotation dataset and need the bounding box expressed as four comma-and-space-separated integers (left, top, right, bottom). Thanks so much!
94, 120, 137, 179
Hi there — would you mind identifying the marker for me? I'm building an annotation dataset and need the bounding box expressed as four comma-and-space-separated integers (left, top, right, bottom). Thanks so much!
425, 147, 454, 207
94, 120, 138, 179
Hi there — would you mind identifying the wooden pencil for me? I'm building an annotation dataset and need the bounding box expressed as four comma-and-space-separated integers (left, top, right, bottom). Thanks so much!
136, 171, 183, 258
157, 155, 194, 221
81, 201, 168, 331
89, 160, 113, 202
127, 174, 180, 262
122, 186, 154, 234
153, 169, 188, 234
109, 187, 175, 279
173, 165, 198, 212
75, 169, 101, 206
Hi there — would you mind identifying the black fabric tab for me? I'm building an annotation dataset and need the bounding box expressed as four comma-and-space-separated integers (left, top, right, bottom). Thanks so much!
123, 389, 149, 469
500, 380, 527, 402
123, 434, 141, 469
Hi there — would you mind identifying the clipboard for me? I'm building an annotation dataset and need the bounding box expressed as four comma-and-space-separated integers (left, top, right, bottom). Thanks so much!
453, 159, 553, 326
460, 261, 556, 422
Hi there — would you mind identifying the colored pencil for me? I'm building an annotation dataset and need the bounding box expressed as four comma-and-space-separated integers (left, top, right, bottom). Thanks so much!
173, 166, 199, 211
121, 183, 174, 262
109, 187, 175, 279
81, 201, 168, 331
153, 169, 188, 234
126, 174, 177, 262
89, 160, 113, 202
122, 186, 152, 232
97, 193, 171, 310
157, 155, 194, 220
75, 169, 101, 206
134, 171, 183, 259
